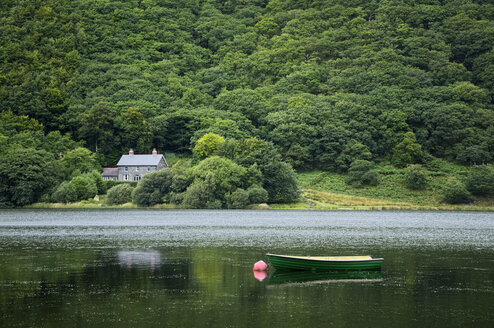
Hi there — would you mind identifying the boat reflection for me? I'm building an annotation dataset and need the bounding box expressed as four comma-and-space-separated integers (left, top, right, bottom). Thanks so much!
267, 270, 383, 287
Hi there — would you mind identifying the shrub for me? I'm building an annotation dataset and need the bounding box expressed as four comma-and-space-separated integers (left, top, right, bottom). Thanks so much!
457, 145, 492, 165
442, 179, 473, 204
346, 160, 380, 188
106, 184, 134, 205
181, 181, 215, 209
105, 180, 137, 190
335, 141, 372, 172
404, 165, 428, 190
132, 169, 172, 206
52, 181, 77, 203
69, 175, 98, 201
186, 156, 249, 202
87, 170, 106, 194
205, 199, 222, 209
465, 165, 494, 195
247, 185, 269, 204
226, 188, 250, 209
217, 138, 299, 203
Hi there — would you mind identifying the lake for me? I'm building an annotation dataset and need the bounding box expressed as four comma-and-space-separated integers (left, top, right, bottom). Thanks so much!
0, 210, 493, 327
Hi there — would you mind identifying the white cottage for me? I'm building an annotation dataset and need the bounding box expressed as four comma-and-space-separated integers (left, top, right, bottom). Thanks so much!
115, 148, 168, 181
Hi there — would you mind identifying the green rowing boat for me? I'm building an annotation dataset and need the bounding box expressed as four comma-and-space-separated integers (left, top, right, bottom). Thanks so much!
266, 253, 383, 271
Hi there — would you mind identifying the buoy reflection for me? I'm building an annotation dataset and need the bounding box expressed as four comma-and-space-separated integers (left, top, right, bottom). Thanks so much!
253, 270, 267, 281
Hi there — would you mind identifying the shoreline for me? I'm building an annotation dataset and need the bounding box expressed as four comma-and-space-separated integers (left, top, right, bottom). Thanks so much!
19, 201, 494, 212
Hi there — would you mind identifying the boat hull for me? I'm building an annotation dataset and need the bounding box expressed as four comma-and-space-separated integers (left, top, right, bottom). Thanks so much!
267, 253, 383, 271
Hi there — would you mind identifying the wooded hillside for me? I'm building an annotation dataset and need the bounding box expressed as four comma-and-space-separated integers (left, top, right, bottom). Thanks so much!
1, 0, 494, 207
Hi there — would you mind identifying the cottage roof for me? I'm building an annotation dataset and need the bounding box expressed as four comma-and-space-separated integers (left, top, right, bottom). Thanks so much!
102, 168, 118, 176
117, 154, 164, 166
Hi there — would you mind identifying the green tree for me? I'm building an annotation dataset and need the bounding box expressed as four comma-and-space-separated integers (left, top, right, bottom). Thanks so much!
68, 175, 98, 201
247, 185, 269, 204
0, 148, 63, 207
392, 132, 422, 168
217, 138, 299, 203
87, 170, 106, 195
185, 156, 249, 205
132, 169, 173, 206
182, 181, 219, 209
78, 102, 115, 153
465, 165, 494, 196
346, 160, 380, 188
42, 131, 81, 158
442, 179, 473, 204
404, 165, 428, 190
193, 132, 225, 160
335, 141, 373, 172
121, 107, 153, 154
0, 110, 43, 137
52, 181, 77, 204
226, 188, 250, 209
106, 184, 134, 205
62, 147, 101, 178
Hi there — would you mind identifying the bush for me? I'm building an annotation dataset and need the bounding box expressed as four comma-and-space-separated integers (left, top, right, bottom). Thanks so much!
52, 181, 77, 203
247, 185, 269, 204
106, 184, 134, 205
226, 188, 250, 209
217, 138, 299, 203
105, 180, 137, 190
404, 165, 428, 190
181, 181, 215, 209
346, 160, 380, 188
186, 156, 249, 200
442, 179, 473, 204
132, 169, 172, 206
465, 165, 494, 195
457, 145, 492, 165
263, 161, 299, 203
334, 141, 372, 172
87, 170, 106, 194
69, 175, 98, 201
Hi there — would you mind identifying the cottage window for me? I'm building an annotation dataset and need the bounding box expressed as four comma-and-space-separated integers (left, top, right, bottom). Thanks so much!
124, 167, 128, 172
135, 176, 141, 181
136, 166, 139, 172
124, 174, 129, 181
146, 167, 151, 172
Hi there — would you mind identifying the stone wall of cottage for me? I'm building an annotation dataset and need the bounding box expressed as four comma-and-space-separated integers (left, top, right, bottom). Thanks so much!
117, 155, 167, 181
118, 165, 159, 181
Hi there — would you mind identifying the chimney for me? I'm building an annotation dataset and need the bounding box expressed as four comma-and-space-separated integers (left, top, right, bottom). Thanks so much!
152, 148, 157, 155
129, 148, 134, 156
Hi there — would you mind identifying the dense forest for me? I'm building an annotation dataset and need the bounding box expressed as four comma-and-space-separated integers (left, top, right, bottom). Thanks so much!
1, 0, 494, 207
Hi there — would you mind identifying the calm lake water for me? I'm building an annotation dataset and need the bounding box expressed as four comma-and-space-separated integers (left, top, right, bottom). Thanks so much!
0, 210, 493, 327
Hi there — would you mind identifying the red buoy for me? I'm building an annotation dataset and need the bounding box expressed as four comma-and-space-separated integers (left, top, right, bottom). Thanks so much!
253, 260, 267, 271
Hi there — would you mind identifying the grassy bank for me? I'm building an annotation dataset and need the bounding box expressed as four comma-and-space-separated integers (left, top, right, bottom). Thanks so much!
271, 165, 494, 211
